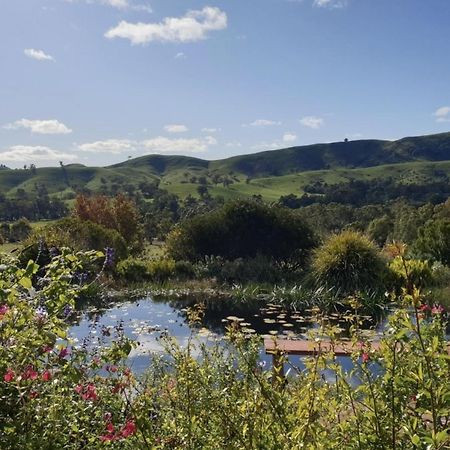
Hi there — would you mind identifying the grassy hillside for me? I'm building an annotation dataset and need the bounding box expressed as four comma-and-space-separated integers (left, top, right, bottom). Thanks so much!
1, 131, 450, 202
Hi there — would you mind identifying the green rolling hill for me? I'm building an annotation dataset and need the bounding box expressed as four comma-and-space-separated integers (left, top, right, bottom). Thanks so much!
2, 131, 450, 201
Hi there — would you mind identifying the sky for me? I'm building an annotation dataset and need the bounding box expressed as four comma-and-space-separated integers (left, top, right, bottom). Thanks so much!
1, 0, 450, 168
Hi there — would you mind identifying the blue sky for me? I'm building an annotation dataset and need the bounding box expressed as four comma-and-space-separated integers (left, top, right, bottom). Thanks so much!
1, 0, 449, 168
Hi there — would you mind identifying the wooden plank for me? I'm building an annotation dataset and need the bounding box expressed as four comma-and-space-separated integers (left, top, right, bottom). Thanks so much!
264, 338, 450, 356
264, 338, 379, 356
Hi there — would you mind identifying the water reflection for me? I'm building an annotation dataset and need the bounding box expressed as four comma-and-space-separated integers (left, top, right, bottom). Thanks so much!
69, 295, 383, 380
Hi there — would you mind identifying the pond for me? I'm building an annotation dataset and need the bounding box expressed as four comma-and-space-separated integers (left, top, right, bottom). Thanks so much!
69, 294, 385, 380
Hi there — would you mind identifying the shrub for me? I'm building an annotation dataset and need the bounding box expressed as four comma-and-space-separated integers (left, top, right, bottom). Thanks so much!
174, 260, 196, 280
312, 230, 387, 295
116, 257, 149, 282
21, 217, 128, 264
147, 259, 176, 283
388, 256, 433, 293
166, 200, 317, 265
9, 218, 32, 242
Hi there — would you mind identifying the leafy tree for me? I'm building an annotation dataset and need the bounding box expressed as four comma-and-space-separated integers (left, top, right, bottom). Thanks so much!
74, 194, 141, 246
414, 218, 450, 265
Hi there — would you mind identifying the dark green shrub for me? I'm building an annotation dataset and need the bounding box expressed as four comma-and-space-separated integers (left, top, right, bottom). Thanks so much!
174, 260, 196, 280
167, 200, 316, 265
312, 230, 387, 295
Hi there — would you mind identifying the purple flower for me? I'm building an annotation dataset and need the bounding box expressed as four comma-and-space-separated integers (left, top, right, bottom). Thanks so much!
63, 304, 73, 318
104, 247, 115, 267
35, 306, 48, 323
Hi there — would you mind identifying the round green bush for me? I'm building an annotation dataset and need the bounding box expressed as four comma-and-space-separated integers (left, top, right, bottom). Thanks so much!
312, 230, 387, 295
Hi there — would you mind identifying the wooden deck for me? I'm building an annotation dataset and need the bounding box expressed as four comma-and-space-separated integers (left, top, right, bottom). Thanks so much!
264, 338, 381, 357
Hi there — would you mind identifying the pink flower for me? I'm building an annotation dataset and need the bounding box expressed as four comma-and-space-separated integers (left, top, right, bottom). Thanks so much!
361, 352, 370, 363
0, 305, 8, 318
42, 370, 52, 382
58, 348, 69, 359
121, 420, 136, 438
431, 304, 444, 315
42, 345, 53, 353
78, 383, 98, 401
4, 369, 14, 382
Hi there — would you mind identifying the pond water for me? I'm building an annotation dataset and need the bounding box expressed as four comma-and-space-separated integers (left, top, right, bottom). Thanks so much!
69, 295, 383, 380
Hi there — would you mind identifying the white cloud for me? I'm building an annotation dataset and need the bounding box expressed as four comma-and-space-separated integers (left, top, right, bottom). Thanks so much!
78, 139, 135, 154
202, 127, 218, 133
434, 106, 450, 123
105, 6, 227, 45
142, 136, 216, 153
283, 132, 297, 143
66, 0, 151, 11
313, 0, 348, 8
300, 116, 324, 129
245, 119, 282, 127
24, 48, 54, 62
77, 136, 217, 155
0, 145, 77, 162
4, 119, 72, 135
164, 124, 188, 133
174, 52, 186, 59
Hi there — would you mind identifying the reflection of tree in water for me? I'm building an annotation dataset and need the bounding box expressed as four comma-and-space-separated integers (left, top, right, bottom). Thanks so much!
71, 290, 393, 338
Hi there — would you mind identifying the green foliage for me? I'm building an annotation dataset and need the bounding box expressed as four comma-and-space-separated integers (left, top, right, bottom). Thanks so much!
414, 218, 450, 265
21, 217, 128, 262
116, 257, 149, 282
1, 251, 450, 448
167, 200, 317, 264
117, 257, 176, 283
312, 230, 387, 295
9, 217, 32, 242
388, 256, 434, 292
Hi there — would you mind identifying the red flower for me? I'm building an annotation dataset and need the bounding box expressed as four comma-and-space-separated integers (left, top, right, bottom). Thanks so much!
74, 384, 83, 394
419, 304, 431, 312
4, 368, 14, 382
42, 345, 53, 353
361, 352, 370, 363
22, 366, 38, 381
29, 390, 39, 399
42, 370, 52, 382
123, 367, 131, 377
112, 382, 125, 394
106, 365, 118, 373
121, 420, 136, 438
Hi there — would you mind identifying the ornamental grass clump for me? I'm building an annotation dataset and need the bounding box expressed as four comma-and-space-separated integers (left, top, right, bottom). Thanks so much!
312, 230, 387, 296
